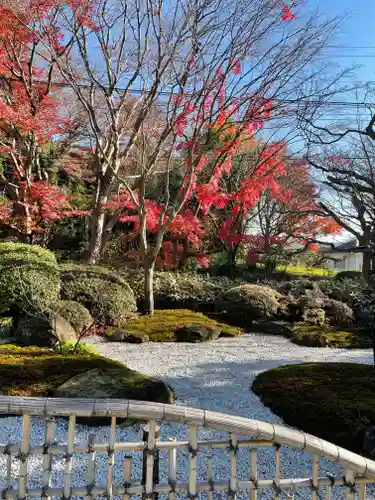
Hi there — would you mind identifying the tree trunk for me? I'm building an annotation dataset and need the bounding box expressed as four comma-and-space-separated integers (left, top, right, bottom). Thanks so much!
227, 244, 238, 270
143, 261, 155, 315
362, 251, 371, 283
87, 207, 106, 264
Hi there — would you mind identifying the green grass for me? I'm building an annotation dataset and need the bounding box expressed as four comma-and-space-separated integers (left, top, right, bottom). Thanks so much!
252, 363, 375, 454
115, 309, 243, 342
0, 344, 128, 397
289, 323, 372, 348
277, 265, 336, 278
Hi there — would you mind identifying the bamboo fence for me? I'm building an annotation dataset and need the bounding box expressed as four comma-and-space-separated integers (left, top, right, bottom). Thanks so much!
0, 396, 374, 499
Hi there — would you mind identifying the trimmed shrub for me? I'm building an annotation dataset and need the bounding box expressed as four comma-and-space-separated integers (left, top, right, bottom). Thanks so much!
269, 279, 325, 301
318, 278, 369, 306
61, 264, 136, 326
0, 243, 60, 314
297, 296, 324, 313
124, 270, 238, 312
51, 300, 93, 332
323, 299, 353, 325
335, 270, 364, 281
219, 284, 280, 324
302, 308, 325, 326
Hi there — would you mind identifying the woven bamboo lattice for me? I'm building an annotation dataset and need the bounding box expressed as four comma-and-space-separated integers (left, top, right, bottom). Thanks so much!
0, 396, 374, 499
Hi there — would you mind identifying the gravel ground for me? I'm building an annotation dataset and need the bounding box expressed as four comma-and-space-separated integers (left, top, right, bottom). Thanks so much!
0, 333, 374, 499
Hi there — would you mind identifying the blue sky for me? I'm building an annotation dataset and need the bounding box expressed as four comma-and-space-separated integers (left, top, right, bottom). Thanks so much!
310, 0, 375, 83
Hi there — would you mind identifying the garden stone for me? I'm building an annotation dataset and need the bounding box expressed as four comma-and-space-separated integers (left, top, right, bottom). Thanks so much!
251, 320, 294, 337
303, 332, 328, 347
14, 311, 76, 346
174, 324, 221, 342
53, 367, 175, 425
109, 329, 149, 343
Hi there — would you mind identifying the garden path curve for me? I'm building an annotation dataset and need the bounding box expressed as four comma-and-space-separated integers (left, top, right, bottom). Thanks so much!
91, 333, 372, 422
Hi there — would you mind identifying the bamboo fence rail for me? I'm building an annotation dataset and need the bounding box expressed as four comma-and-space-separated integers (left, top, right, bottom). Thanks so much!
0, 396, 374, 499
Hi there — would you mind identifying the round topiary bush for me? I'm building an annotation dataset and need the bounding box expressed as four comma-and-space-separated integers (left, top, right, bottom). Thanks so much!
0, 243, 60, 314
335, 270, 364, 281
60, 264, 137, 325
323, 298, 353, 325
219, 284, 280, 325
51, 300, 93, 332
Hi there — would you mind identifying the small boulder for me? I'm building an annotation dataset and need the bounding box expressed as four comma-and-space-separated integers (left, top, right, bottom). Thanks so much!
174, 324, 220, 342
108, 329, 149, 343
53, 367, 175, 425
14, 311, 76, 346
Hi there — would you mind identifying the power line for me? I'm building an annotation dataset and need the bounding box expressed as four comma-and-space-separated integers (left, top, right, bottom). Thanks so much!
37, 80, 375, 108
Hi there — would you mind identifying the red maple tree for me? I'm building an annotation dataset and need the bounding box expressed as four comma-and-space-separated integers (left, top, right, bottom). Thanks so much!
0, 1, 88, 240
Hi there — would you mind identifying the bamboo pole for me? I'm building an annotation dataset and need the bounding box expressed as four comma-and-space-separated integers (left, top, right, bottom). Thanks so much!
0, 474, 373, 497
229, 433, 237, 499
168, 438, 177, 500
142, 420, 160, 500
6, 432, 12, 495
358, 481, 366, 500
188, 425, 198, 498
18, 414, 31, 499
250, 448, 258, 500
344, 469, 355, 500
107, 416, 117, 498
274, 445, 281, 500
312, 454, 319, 500
123, 456, 132, 500
207, 455, 213, 500
42, 417, 54, 500
86, 434, 96, 500
63, 415, 76, 499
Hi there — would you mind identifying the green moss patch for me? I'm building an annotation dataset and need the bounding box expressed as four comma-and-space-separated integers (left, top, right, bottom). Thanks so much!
111, 309, 242, 342
289, 323, 372, 348
0, 345, 145, 397
252, 362, 375, 454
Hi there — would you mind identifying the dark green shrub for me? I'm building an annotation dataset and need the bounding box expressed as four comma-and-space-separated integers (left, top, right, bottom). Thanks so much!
125, 271, 230, 311
219, 284, 280, 324
323, 298, 353, 324
318, 278, 369, 306
0, 243, 60, 314
51, 300, 93, 332
60, 264, 136, 325
335, 270, 364, 281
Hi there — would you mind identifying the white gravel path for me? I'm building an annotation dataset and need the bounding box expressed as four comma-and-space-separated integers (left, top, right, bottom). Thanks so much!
0, 333, 374, 499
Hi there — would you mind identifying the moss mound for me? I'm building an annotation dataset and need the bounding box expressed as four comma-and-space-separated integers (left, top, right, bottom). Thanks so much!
289, 323, 372, 348
0, 345, 168, 402
109, 309, 242, 342
252, 362, 375, 453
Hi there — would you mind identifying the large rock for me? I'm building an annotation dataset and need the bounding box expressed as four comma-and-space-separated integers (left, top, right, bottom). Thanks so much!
174, 324, 220, 342
108, 329, 150, 343
14, 311, 76, 346
53, 367, 175, 425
